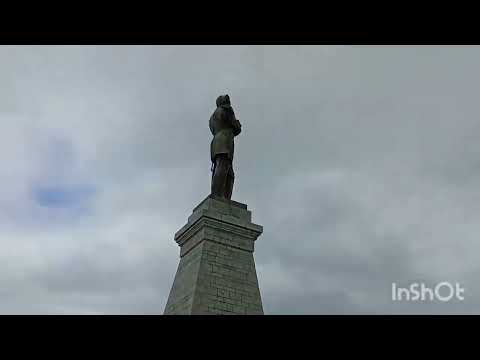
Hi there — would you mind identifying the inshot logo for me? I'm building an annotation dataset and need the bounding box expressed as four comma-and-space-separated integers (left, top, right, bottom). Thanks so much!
392, 282, 465, 302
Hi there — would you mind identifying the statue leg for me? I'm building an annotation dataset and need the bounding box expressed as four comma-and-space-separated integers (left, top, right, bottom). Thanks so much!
211, 154, 229, 198
224, 163, 234, 200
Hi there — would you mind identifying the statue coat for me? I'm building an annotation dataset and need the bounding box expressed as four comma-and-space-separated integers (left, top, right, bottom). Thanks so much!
209, 104, 241, 163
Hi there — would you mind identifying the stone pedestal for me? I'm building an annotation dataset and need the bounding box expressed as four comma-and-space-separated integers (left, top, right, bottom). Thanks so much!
164, 195, 264, 315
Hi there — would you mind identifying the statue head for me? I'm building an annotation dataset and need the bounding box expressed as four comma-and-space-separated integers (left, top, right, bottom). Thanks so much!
216, 94, 231, 107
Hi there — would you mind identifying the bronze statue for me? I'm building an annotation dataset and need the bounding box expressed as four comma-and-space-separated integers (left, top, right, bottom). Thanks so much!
209, 94, 242, 200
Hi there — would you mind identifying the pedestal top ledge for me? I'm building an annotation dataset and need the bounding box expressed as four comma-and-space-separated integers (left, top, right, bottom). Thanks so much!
174, 195, 263, 241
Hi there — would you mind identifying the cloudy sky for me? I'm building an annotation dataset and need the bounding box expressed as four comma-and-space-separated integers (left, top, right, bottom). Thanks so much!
1, 45, 479, 314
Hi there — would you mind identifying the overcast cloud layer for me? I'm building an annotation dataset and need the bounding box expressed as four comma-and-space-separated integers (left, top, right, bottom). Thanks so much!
1, 45, 480, 314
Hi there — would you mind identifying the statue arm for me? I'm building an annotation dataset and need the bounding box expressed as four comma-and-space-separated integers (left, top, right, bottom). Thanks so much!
228, 108, 241, 136
232, 118, 242, 136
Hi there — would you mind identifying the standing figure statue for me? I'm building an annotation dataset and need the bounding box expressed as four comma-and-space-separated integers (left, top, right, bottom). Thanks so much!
209, 94, 242, 200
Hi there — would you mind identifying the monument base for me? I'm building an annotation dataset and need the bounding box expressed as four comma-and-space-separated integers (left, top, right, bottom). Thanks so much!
164, 195, 264, 315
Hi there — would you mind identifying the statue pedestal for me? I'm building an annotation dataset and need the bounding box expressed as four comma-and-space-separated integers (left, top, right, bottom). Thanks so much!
164, 195, 264, 315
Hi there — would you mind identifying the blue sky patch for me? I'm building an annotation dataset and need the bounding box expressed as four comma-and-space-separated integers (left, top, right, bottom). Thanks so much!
34, 184, 96, 208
